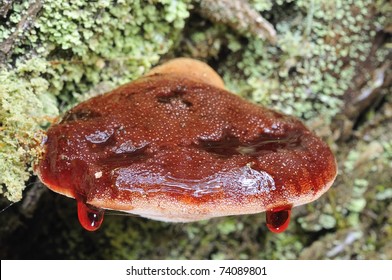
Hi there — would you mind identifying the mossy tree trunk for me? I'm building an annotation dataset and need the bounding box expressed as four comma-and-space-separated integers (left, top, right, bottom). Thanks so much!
1, 0, 391, 259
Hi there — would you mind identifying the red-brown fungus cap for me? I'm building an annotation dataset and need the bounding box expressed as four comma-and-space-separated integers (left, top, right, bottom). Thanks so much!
35, 58, 337, 222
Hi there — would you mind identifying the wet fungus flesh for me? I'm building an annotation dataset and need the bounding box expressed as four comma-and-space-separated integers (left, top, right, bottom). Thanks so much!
35, 58, 337, 232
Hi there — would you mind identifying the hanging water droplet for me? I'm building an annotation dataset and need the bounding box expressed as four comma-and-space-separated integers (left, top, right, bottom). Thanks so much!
266, 205, 291, 233
77, 200, 105, 231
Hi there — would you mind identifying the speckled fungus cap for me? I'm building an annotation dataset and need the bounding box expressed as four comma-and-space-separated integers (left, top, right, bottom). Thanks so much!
35, 58, 337, 232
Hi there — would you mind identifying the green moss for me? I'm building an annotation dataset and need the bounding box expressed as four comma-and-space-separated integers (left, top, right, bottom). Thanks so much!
0, 0, 191, 202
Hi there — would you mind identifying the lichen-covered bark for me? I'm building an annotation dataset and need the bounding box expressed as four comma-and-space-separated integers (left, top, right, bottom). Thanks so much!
0, 0, 190, 201
0, 0, 391, 260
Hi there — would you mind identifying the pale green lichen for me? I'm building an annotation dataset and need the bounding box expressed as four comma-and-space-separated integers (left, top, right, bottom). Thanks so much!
318, 213, 336, 229
0, 0, 390, 260
376, 185, 392, 201
298, 207, 337, 231
344, 150, 360, 172
249, 0, 274, 12
265, 232, 304, 259
0, 0, 191, 202
381, 140, 392, 168
0, 58, 57, 202
220, 0, 387, 126
31, 0, 190, 95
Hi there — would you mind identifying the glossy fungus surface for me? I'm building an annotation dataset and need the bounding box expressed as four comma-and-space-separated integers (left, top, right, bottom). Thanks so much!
35, 58, 337, 232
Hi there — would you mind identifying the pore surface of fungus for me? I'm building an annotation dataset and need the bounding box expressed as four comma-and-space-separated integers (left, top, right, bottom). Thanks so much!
35, 58, 337, 232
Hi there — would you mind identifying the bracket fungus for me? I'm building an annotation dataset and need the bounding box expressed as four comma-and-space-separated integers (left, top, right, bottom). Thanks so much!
35, 58, 337, 232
